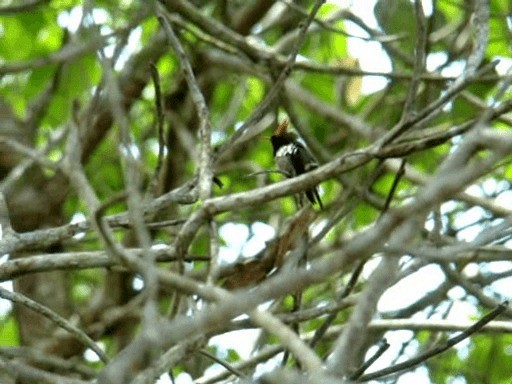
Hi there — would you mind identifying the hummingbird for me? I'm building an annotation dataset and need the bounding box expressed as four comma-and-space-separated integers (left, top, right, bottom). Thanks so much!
269, 120, 323, 209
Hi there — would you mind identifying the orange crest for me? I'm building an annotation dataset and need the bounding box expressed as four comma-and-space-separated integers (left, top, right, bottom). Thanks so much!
274, 120, 289, 136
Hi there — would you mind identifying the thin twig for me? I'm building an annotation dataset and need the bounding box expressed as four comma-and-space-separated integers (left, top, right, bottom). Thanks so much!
147, 63, 167, 198
198, 349, 246, 379
358, 301, 509, 382
381, 159, 406, 216
131, 336, 205, 384
0, 287, 108, 363
378, 61, 498, 147
309, 258, 365, 349
214, 0, 326, 162
0, 249, 210, 282
93, 191, 131, 263
0, 193, 13, 235
0, 35, 108, 75
196, 345, 283, 384
250, 309, 323, 373
0, 358, 89, 384
310, 159, 405, 349
400, 0, 428, 122
441, 264, 512, 317
326, 256, 399, 376
349, 338, 390, 380
0, 346, 96, 378
244, 170, 288, 178
157, 12, 214, 316
206, 219, 220, 285
467, 0, 489, 75
157, 10, 213, 201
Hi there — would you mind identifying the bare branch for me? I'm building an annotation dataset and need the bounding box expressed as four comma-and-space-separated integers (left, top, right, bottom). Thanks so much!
0, 287, 108, 363
0, 36, 108, 75
158, 9, 213, 200
359, 302, 508, 382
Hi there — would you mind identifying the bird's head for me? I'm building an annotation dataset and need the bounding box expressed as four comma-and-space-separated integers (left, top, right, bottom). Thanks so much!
269, 120, 297, 153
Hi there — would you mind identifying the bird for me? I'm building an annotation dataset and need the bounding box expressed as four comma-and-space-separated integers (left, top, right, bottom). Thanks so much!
269, 120, 323, 209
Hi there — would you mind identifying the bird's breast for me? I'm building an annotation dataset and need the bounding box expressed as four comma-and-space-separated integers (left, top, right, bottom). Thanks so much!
276, 143, 297, 158
275, 155, 296, 177
275, 145, 298, 177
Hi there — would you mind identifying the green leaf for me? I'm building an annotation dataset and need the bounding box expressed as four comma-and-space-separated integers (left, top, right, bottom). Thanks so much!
374, 0, 416, 54
0, 315, 20, 346
353, 202, 378, 228
226, 348, 241, 362
0, 18, 35, 60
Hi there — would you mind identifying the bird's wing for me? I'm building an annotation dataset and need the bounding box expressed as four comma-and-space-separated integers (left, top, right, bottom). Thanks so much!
291, 142, 323, 208
290, 142, 318, 175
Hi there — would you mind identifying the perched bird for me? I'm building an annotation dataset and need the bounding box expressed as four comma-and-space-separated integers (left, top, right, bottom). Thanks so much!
269, 120, 323, 209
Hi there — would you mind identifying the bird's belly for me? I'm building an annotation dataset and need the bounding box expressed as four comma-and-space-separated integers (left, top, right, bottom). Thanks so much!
275, 156, 296, 177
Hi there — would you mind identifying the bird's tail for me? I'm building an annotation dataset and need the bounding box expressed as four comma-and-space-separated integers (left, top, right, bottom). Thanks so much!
306, 188, 323, 210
